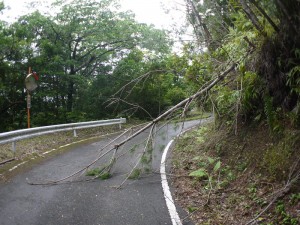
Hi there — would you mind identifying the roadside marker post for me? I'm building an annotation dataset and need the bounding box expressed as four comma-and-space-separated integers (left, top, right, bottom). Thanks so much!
25, 67, 39, 128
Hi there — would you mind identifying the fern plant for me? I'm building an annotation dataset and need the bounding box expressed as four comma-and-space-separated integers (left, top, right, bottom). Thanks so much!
287, 65, 300, 95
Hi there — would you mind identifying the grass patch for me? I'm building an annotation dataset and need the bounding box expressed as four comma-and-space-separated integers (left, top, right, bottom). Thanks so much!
86, 167, 111, 180
86, 167, 104, 176
99, 172, 111, 180
128, 168, 141, 180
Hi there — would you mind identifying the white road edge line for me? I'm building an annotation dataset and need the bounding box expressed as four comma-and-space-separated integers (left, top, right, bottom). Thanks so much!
160, 139, 182, 225
160, 123, 204, 225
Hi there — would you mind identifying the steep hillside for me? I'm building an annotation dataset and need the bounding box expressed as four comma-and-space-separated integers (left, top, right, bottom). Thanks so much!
172, 123, 300, 225
171, 120, 299, 224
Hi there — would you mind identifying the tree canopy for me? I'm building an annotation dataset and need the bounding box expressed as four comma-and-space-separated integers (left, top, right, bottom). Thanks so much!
0, 0, 182, 131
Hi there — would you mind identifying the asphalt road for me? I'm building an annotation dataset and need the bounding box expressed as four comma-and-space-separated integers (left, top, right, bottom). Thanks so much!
0, 119, 209, 225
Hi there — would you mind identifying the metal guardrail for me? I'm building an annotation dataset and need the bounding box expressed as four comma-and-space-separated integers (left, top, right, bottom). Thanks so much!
0, 118, 126, 152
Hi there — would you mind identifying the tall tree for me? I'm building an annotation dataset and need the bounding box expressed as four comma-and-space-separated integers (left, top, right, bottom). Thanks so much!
0, 0, 173, 130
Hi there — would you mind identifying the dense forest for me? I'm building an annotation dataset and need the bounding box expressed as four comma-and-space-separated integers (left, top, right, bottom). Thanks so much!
0, 0, 299, 133
0, 0, 187, 131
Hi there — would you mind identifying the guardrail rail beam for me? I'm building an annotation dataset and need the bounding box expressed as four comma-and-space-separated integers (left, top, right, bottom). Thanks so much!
0, 118, 126, 152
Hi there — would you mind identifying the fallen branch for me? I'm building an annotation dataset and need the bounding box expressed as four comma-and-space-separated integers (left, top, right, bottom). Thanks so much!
28, 63, 236, 185
27, 127, 133, 185
117, 124, 156, 188
112, 69, 167, 99
0, 158, 15, 165
107, 98, 153, 119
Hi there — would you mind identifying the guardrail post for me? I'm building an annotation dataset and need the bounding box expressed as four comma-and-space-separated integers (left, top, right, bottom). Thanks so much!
73, 129, 77, 137
119, 117, 126, 129
119, 122, 122, 130
12, 141, 16, 153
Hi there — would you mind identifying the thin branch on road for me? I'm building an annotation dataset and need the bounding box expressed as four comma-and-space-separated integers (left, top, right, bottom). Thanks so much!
27, 125, 137, 185
116, 124, 156, 188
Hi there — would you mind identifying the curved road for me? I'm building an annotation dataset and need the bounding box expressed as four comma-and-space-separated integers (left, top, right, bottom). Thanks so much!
0, 119, 209, 225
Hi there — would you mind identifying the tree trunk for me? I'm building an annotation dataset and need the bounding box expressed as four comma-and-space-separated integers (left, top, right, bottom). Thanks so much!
67, 61, 76, 113
239, 0, 263, 32
188, 0, 212, 48
249, 0, 279, 33
275, 0, 298, 34
67, 81, 74, 113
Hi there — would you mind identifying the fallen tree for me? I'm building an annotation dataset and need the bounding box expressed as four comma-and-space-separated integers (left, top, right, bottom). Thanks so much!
27, 62, 238, 186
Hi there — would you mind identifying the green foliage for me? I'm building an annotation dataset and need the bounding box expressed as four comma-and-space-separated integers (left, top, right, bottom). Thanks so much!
86, 167, 111, 180
195, 126, 208, 144
242, 71, 262, 116
141, 155, 151, 165
223, 168, 236, 182
189, 168, 208, 179
189, 156, 222, 187
99, 172, 111, 180
0, 0, 175, 131
86, 167, 104, 176
275, 201, 299, 225
164, 87, 187, 106
187, 206, 199, 213
183, 0, 296, 130
213, 160, 221, 172
0, 0, 298, 140
263, 95, 283, 135
110, 51, 188, 119
128, 168, 141, 180
247, 183, 268, 207
287, 65, 300, 95
215, 86, 240, 119
290, 193, 300, 205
